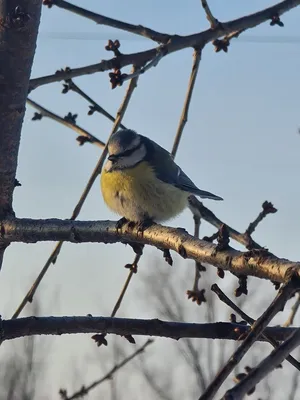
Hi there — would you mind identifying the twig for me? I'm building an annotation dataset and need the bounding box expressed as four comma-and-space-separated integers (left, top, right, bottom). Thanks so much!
3, 218, 300, 283
45, 0, 170, 44
171, 49, 202, 157
121, 47, 166, 84
245, 201, 277, 237
2, 316, 298, 342
11, 68, 140, 318
199, 278, 300, 400
62, 339, 153, 400
200, 0, 219, 28
222, 328, 300, 400
188, 196, 263, 249
111, 254, 142, 317
26, 98, 105, 148
92, 251, 143, 346
63, 80, 126, 129
29, 0, 300, 91
284, 292, 300, 327
212, 30, 245, 53
186, 214, 207, 305
212, 284, 300, 371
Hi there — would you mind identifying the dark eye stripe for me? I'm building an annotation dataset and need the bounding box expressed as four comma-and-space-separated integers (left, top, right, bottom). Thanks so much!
114, 142, 142, 158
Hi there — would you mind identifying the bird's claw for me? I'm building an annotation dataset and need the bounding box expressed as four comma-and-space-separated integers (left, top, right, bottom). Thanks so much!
116, 217, 128, 230
136, 219, 155, 235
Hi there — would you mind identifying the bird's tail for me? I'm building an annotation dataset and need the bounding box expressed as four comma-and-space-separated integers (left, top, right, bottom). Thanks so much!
196, 189, 223, 201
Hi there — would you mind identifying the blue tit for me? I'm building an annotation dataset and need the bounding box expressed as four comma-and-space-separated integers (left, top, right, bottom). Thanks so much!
101, 129, 223, 228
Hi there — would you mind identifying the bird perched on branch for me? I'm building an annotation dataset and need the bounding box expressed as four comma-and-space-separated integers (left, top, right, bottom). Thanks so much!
101, 129, 222, 231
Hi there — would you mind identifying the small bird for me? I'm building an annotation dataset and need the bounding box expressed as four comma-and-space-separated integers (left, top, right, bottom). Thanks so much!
101, 129, 223, 230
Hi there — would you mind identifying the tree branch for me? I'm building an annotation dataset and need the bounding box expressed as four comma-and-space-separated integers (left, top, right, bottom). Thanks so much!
1, 316, 298, 342
211, 284, 300, 371
0, 0, 42, 268
199, 279, 299, 400
2, 218, 300, 283
222, 328, 300, 400
171, 49, 202, 157
63, 80, 126, 129
45, 0, 171, 44
200, 0, 219, 28
284, 292, 300, 327
188, 196, 263, 249
29, 0, 300, 91
27, 98, 105, 148
62, 339, 153, 400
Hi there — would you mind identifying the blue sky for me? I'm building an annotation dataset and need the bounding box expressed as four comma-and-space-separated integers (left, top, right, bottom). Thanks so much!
1, 0, 300, 397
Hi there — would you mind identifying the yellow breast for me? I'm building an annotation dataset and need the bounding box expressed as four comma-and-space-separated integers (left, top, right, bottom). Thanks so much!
100, 162, 188, 222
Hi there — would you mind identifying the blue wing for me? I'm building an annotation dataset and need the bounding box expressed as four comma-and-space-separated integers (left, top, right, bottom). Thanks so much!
142, 135, 223, 201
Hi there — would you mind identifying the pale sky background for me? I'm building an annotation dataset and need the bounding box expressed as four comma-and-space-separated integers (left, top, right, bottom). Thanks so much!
1, 0, 300, 398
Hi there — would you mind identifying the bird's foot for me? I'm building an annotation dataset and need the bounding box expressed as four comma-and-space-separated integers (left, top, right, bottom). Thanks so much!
116, 217, 128, 231
136, 218, 156, 235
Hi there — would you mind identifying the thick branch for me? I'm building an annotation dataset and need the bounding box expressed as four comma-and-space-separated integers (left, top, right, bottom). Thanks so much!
0, 0, 42, 269
222, 328, 300, 400
200, 279, 299, 400
1, 218, 300, 283
1, 316, 297, 342
29, 0, 300, 91
0, 1, 42, 216
47, 0, 171, 43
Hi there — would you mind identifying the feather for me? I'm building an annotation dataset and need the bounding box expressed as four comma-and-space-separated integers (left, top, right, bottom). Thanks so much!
141, 135, 223, 201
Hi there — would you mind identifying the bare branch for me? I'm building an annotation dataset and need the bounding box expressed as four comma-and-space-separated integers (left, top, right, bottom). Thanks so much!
284, 292, 300, 327
12, 241, 63, 319
2, 218, 300, 283
171, 49, 202, 158
200, 0, 219, 28
12, 69, 140, 318
45, 0, 171, 44
29, 0, 300, 91
211, 284, 300, 371
188, 196, 263, 249
199, 279, 299, 400
120, 47, 167, 84
111, 255, 142, 317
27, 98, 105, 148
93, 250, 143, 346
245, 201, 277, 237
1, 316, 298, 342
63, 339, 153, 400
222, 328, 300, 400
63, 80, 126, 129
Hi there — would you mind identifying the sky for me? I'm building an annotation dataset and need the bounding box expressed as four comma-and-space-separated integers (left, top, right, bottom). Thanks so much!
1, 0, 300, 398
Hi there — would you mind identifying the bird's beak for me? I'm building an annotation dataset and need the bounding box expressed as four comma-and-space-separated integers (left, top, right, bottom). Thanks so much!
108, 155, 117, 162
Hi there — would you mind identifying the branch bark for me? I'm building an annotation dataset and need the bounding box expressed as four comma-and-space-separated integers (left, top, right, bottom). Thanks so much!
222, 328, 300, 400
0, 0, 42, 268
27, 98, 105, 148
1, 316, 297, 342
47, 0, 171, 43
1, 218, 300, 283
29, 0, 300, 91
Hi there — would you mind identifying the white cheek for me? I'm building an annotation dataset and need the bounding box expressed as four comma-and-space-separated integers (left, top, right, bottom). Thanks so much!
104, 159, 113, 172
